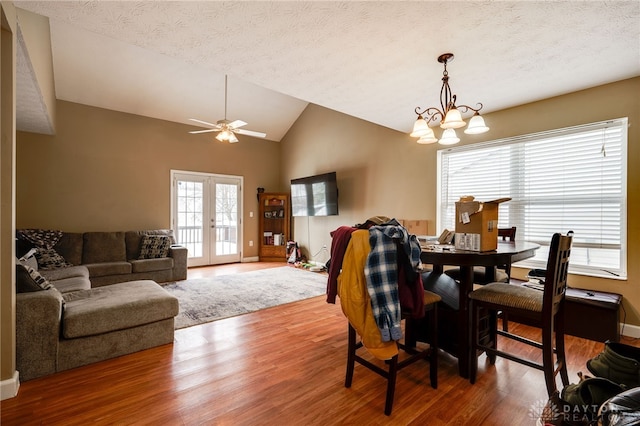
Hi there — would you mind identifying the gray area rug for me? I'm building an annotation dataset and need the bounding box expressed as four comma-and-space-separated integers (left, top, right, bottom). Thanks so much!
162, 266, 327, 329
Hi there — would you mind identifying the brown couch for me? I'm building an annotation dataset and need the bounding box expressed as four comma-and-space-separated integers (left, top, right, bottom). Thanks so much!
17, 229, 188, 286
14, 229, 187, 381
16, 276, 179, 381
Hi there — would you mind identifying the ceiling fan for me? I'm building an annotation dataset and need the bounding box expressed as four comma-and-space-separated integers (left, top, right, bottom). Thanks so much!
189, 75, 267, 143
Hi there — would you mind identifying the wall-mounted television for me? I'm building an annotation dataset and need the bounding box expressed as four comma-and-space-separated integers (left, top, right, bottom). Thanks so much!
290, 172, 339, 217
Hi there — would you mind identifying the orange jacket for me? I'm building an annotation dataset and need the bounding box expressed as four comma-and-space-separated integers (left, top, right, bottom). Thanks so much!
338, 229, 398, 360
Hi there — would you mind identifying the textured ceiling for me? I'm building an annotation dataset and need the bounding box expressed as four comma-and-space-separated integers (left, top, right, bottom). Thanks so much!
13, 1, 640, 141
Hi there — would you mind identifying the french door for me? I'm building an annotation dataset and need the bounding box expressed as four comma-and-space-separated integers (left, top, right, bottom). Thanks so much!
171, 171, 242, 267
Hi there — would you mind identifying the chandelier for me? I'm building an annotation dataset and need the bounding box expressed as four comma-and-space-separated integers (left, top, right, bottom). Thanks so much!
411, 53, 489, 145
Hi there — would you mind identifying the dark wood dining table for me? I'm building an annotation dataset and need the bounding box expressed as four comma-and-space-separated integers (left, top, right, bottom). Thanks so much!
419, 241, 540, 378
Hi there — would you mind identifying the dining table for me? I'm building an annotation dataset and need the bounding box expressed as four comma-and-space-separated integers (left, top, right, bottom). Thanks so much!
419, 240, 540, 378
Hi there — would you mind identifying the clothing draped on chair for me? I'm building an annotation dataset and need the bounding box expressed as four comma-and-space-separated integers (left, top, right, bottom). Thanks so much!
337, 229, 399, 359
330, 218, 439, 415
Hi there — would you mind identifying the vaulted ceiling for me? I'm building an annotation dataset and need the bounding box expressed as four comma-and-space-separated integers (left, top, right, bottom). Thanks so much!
14, 1, 640, 142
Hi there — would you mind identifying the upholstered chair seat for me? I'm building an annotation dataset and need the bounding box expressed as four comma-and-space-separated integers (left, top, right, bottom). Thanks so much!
469, 283, 543, 312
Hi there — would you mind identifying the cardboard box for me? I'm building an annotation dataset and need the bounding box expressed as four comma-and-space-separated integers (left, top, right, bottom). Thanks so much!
454, 198, 510, 251
399, 219, 429, 236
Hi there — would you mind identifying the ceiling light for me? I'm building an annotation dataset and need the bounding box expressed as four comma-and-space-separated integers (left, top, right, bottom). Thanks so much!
412, 53, 490, 145
416, 127, 438, 144
438, 128, 461, 145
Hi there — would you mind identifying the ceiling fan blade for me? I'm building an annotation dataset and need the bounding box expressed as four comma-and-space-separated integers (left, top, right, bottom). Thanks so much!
228, 119, 247, 129
236, 128, 267, 138
189, 129, 218, 134
189, 118, 219, 128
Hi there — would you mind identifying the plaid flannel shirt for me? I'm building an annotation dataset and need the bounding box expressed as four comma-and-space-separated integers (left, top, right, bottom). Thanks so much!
364, 219, 423, 342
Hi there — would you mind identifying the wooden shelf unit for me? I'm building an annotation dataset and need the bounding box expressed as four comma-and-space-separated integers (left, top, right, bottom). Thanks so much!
258, 193, 290, 262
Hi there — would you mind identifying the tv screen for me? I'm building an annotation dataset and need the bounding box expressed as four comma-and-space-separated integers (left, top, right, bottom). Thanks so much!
291, 172, 339, 217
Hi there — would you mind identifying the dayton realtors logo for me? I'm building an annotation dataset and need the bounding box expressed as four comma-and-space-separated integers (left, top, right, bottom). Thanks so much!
528, 397, 597, 424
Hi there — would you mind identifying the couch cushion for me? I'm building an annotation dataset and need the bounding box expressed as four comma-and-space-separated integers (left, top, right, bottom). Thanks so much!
84, 262, 132, 278
40, 265, 89, 281
55, 232, 84, 266
125, 230, 176, 260
130, 258, 174, 273
39, 265, 91, 293
61, 280, 179, 339
50, 276, 92, 293
82, 232, 126, 264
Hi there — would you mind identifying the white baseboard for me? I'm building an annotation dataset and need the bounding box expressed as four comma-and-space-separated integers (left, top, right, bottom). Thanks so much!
0, 371, 20, 400
242, 256, 259, 263
621, 322, 640, 339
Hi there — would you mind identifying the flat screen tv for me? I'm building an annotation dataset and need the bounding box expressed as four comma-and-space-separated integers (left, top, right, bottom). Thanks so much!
291, 172, 339, 217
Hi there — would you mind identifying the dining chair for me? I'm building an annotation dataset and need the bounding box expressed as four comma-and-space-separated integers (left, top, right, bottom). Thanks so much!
445, 227, 517, 285
345, 290, 441, 416
468, 231, 573, 397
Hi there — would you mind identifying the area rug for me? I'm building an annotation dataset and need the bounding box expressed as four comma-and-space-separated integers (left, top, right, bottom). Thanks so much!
162, 266, 327, 329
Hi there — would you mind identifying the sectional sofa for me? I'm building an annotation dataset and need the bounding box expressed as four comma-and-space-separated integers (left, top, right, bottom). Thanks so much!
14, 229, 187, 381
16, 229, 188, 286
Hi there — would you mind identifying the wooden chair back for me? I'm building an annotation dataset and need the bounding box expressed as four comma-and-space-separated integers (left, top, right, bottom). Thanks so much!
543, 231, 574, 319
498, 227, 517, 241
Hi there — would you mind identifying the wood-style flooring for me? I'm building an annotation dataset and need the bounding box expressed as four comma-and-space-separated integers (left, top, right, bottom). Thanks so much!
2, 262, 638, 425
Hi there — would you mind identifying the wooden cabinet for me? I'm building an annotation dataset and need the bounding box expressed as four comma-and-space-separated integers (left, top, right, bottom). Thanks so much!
258, 193, 290, 262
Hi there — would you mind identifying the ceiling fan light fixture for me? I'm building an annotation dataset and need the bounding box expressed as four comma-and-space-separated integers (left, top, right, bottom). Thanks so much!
189, 75, 266, 143
216, 129, 231, 142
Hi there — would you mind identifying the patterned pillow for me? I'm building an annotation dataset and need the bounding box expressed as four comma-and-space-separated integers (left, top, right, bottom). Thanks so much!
17, 263, 53, 291
16, 229, 63, 249
35, 247, 71, 270
138, 235, 171, 259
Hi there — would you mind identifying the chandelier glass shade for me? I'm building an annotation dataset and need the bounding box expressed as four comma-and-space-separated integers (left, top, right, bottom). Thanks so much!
411, 53, 489, 145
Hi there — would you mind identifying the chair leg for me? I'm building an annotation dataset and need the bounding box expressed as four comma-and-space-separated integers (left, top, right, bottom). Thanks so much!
384, 355, 399, 415
429, 304, 438, 389
555, 317, 569, 387
345, 324, 356, 388
488, 310, 498, 365
405, 316, 417, 350
502, 312, 509, 332
541, 325, 557, 396
469, 300, 478, 384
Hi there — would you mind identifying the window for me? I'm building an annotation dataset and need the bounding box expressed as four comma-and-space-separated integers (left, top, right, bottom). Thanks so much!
438, 118, 627, 279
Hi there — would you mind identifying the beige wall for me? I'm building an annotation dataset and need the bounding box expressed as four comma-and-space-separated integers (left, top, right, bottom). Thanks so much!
281, 77, 640, 326
16, 100, 284, 257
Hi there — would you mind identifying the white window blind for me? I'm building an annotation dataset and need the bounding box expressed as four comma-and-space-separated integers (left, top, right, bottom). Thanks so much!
438, 118, 627, 279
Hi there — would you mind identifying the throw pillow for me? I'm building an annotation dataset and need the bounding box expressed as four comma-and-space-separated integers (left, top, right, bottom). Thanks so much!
18, 248, 39, 270
16, 264, 42, 293
35, 247, 72, 270
138, 235, 171, 259
16, 229, 63, 249
16, 263, 53, 291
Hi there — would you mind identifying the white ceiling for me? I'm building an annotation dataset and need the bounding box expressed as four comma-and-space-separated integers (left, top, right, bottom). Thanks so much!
13, 1, 640, 142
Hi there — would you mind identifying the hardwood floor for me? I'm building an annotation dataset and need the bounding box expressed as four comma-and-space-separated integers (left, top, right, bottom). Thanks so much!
2, 262, 638, 425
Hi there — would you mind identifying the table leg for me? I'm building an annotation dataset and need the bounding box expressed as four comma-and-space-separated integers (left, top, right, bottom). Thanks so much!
457, 265, 474, 378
